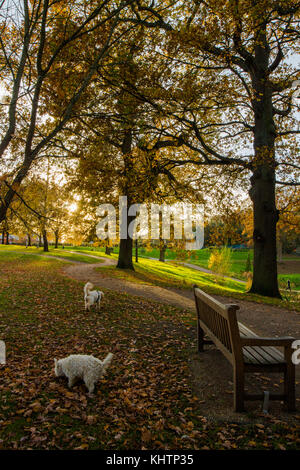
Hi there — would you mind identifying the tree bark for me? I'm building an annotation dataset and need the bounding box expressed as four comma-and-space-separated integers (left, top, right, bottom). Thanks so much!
247, 26, 281, 299
117, 239, 134, 269
1, 231, 4, 244
105, 244, 112, 255
249, 167, 280, 298
27, 233, 31, 246
117, 129, 135, 270
159, 245, 166, 262
5, 231, 9, 245
117, 213, 135, 270
54, 230, 59, 249
277, 238, 283, 263
247, 38, 280, 297
43, 229, 49, 252
135, 239, 138, 263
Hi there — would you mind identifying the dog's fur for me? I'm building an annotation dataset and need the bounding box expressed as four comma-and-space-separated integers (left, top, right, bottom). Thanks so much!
84, 282, 104, 311
54, 353, 113, 394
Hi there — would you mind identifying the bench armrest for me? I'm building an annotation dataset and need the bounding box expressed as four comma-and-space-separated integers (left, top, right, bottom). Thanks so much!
240, 336, 295, 347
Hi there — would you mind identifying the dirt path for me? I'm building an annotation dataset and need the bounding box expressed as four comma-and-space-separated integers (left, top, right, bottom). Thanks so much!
61, 256, 300, 338
62, 257, 195, 311
182, 261, 245, 283
9, 250, 300, 339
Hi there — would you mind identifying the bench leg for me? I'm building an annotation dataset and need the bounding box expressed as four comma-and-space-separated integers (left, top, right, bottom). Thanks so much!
234, 368, 245, 412
284, 364, 296, 412
197, 323, 204, 352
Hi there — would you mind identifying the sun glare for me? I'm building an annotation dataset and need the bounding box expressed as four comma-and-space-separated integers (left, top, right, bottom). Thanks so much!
68, 202, 78, 213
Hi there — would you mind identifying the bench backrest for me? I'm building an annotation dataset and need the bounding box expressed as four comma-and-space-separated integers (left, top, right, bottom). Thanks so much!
193, 286, 243, 366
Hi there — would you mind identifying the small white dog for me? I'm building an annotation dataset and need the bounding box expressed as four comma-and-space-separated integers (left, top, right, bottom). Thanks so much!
54, 353, 113, 394
84, 282, 104, 311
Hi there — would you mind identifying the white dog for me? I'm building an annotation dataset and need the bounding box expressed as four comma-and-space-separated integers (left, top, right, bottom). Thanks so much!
54, 353, 113, 394
84, 282, 104, 311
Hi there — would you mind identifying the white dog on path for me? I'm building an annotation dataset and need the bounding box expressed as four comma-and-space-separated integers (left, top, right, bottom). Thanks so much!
54, 353, 113, 394
84, 282, 104, 312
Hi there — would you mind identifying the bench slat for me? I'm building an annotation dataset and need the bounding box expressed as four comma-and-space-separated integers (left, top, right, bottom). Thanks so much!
238, 322, 285, 363
199, 320, 234, 364
243, 346, 284, 365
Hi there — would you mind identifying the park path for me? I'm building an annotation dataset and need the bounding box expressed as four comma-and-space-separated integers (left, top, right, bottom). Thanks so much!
182, 262, 245, 284
60, 253, 300, 342
4, 249, 299, 339
61, 255, 196, 311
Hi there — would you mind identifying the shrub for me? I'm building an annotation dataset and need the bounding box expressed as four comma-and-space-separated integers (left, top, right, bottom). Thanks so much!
208, 246, 231, 279
245, 252, 252, 272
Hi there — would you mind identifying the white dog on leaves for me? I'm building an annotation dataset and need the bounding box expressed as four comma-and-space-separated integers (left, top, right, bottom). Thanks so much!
84, 282, 104, 312
54, 353, 113, 394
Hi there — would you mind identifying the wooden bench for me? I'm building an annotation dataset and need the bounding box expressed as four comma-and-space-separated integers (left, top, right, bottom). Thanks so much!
193, 286, 296, 412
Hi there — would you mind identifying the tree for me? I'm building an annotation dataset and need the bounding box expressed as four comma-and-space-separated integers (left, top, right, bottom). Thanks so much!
126, 0, 300, 297
0, 0, 134, 224
60, 31, 201, 269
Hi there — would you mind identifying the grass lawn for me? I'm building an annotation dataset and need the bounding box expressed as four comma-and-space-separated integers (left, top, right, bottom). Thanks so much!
138, 247, 300, 286
2, 245, 299, 309
97, 258, 300, 312
0, 246, 104, 264
98, 258, 245, 293
0, 251, 298, 450
61, 245, 300, 290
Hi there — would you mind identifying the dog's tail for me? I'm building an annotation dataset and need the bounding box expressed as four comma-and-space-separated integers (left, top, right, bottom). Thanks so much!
84, 282, 93, 296
102, 352, 113, 372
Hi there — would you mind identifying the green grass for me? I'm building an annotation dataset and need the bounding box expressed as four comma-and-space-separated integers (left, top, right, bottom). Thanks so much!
60, 245, 300, 288
0, 245, 104, 264
43, 249, 105, 264
98, 257, 245, 293
139, 246, 298, 272
2, 245, 299, 308
279, 274, 300, 291
0, 253, 298, 450
96, 257, 300, 311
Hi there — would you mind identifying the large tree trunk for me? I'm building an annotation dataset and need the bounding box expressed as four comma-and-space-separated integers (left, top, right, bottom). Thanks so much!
43, 229, 49, 252
249, 167, 280, 298
159, 244, 166, 262
1, 231, 4, 244
5, 231, 9, 245
116, 130, 135, 270
54, 230, 59, 249
248, 32, 281, 298
117, 239, 134, 269
0, 162, 31, 224
247, 26, 281, 299
117, 213, 135, 270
